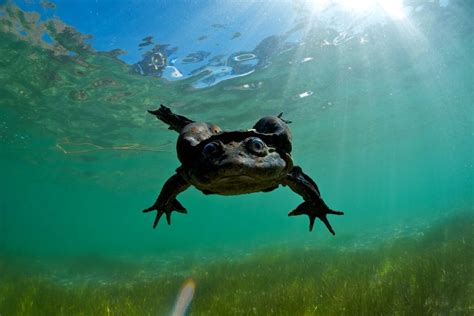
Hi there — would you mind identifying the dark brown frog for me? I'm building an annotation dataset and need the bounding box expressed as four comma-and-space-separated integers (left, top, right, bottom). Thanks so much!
143, 105, 343, 234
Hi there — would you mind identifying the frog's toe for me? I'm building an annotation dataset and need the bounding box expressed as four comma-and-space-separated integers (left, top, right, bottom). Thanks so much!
172, 199, 187, 214
153, 210, 165, 228
143, 199, 187, 228
288, 201, 316, 231
288, 201, 343, 235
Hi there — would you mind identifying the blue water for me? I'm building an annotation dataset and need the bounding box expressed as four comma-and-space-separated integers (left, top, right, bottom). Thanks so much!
0, 0, 473, 314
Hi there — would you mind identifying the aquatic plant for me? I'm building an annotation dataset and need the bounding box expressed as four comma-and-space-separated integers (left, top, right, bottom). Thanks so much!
0, 212, 472, 315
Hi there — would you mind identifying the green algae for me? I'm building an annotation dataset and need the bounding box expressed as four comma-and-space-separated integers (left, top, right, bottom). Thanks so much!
1, 212, 472, 315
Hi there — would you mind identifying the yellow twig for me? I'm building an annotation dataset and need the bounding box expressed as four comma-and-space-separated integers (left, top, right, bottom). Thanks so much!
56, 138, 171, 154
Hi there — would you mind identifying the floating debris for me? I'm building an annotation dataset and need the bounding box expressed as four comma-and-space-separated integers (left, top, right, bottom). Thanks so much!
211, 23, 226, 29
320, 39, 332, 47
231, 32, 241, 40
333, 31, 354, 46
139, 36, 153, 47
56, 138, 171, 154
224, 81, 263, 91
297, 90, 313, 99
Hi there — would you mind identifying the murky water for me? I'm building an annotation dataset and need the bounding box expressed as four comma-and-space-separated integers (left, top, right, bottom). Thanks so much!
0, 1, 472, 314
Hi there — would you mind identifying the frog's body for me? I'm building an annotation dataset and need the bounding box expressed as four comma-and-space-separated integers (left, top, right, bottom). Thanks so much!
143, 105, 343, 234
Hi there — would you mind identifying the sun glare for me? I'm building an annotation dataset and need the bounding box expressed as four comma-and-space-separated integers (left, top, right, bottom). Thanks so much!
342, 0, 375, 12
312, 0, 407, 20
378, 0, 407, 19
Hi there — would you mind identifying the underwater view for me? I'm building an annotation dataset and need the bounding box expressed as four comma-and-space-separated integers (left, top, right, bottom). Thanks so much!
0, 0, 473, 314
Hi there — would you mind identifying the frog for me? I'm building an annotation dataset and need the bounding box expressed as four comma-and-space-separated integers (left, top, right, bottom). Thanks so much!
143, 105, 343, 234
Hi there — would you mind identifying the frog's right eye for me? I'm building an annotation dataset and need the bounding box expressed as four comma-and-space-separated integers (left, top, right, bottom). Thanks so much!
202, 141, 223, 158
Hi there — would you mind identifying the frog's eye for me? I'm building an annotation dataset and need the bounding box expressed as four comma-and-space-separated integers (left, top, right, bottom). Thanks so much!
202, 141, 223, 158
246, 137, 267, 155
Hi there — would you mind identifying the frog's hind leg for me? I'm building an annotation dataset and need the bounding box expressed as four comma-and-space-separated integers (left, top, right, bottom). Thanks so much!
277, 112, 292, 124
148, 104, 195, 133
253, 115, 292, 153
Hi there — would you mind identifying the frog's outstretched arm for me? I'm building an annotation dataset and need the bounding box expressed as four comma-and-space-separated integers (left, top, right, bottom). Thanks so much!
283, 166, 343, 235
143, 173, 190, 228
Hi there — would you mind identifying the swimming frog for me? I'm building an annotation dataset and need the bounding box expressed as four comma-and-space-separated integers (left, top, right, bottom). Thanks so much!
143, 105, 343, 234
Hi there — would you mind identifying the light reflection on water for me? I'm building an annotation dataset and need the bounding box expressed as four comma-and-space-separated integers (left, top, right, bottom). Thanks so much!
127, 0, 453, 88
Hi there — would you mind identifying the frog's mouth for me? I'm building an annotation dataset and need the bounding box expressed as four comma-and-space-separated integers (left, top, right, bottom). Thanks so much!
216, 175, 257, 183
200, 173, 279, 195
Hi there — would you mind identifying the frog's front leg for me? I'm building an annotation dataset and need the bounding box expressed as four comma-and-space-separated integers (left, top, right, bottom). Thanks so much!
283, 166, 343, 235
143, 172, 190, 228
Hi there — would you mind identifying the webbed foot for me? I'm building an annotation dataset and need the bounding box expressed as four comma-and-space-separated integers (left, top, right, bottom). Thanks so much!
143, 199, 187, 228
288, 201, 343, 235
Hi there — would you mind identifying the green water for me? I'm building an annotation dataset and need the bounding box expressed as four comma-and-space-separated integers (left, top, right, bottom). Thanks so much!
0, 1, 473, 314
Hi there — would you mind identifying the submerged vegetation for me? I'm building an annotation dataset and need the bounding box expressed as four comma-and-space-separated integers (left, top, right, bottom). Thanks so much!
0, 212, 472, 315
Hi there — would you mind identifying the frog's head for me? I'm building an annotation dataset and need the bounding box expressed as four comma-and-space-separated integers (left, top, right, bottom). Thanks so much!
182, 133, 292, 194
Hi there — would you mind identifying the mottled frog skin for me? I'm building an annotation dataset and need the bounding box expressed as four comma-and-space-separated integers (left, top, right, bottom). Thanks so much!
143, 105, 343, 234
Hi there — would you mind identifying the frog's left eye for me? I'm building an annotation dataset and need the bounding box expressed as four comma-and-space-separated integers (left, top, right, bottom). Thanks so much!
202, 141, 223, 158
246, 137, 267, 155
